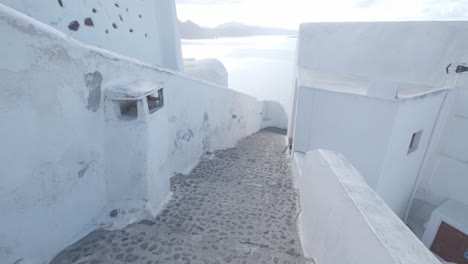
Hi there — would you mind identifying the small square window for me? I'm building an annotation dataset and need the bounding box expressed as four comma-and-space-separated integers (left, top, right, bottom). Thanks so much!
147, 88, 164, 114
117, 100, 138, 120
408, 130, 423, 155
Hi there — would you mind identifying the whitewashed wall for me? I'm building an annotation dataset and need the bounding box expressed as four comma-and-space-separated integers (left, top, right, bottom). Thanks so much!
290, 21, 468, 220
296, 22, 468, 87
292, 85, 446, 218
293, 86, 395, 188
0, 0, 183, 71
376, 93, 446, 217
0, 5, 275, 263
259, 100, 288, 130
294, 149, 440, 264
415, 76, 468, 208
289, 22, 468, 139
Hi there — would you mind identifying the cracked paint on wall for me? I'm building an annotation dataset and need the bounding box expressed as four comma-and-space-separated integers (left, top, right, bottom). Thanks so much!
201, 112, 212, 152
172, 128, 196, 154
77, 161, 91, 178
174, 129, 194, 147
84, 71, 102, 112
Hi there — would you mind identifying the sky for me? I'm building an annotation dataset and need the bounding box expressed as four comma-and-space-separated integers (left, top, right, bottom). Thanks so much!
176, 0, 468, 29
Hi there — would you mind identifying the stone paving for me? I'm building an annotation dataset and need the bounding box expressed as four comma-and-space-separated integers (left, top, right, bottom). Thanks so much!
50, 128, 310, 264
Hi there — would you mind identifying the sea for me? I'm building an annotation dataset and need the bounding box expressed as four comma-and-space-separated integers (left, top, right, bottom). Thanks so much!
181, 35, 297, 115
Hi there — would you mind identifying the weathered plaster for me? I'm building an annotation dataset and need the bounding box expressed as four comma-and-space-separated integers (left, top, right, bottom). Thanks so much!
0, 0, 183, 70
84, 71, 102, 112
0, 4, 285, 263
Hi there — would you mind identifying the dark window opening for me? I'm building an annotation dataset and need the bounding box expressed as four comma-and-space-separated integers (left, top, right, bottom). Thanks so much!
147, 88, 164, 114
408, 130, 423, 155
118, 100, 138, 120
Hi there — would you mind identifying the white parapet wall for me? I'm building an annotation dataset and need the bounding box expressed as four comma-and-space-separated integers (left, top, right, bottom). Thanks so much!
292, 82, 447, 218
0, 4, 285, 263
293, 150, 441, 264
295, 22, 468, 88
259, 100, 288, 130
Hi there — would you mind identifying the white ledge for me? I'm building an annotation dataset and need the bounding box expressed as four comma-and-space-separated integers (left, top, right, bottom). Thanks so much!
106, 81, 164, 100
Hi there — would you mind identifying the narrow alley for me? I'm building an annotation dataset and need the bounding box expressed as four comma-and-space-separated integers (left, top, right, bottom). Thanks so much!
50, 128, 310, 264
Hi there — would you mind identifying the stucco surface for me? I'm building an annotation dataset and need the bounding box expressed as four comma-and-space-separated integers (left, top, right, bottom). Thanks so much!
294, 149, 440, 264
0, 5, 286, 263
296, 22, 468, 88
0, 0, 182, 70
183, 58, 228, 87
291, 22, 452, 219
50, 128, 310, 264
415, 84, 468, 209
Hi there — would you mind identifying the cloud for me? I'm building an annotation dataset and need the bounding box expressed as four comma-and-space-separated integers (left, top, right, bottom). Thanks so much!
355, 0, 380, 8
421, 0, 468, 19
176, 0, 242, 5
176, 0, 468, 29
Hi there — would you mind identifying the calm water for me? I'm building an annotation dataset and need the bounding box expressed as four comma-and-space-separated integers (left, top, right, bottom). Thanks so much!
181, 35, 297, 114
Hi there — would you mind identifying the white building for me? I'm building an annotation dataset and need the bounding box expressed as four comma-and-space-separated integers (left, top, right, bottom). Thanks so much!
290, 22, 468, 264
0, 1, 284, 263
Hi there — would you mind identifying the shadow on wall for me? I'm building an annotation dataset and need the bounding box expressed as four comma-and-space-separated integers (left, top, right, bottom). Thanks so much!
260, 100, 288, 130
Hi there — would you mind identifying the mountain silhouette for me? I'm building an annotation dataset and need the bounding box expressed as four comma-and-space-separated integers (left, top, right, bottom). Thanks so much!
179, 20, 297, 39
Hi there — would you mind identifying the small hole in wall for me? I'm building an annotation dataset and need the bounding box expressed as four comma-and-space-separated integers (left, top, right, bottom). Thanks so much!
144, 33, 148, 38
84, 17, 94, 27
139, 14, 142, 18
117, 100, 138, 120
112, 23, 118, 29
126, 8, 129, 12
68, 20, 80, 31
147, 88, 164, 114
114, 3, 119, 8
408, 130, 423, 155
119, 14, 123, 22
105, 29, 109, 34
92, 8, 97, 13
58, 0, 63, 7
129, 29, 133, 33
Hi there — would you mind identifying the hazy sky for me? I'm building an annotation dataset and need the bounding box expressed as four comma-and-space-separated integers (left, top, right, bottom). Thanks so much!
176, 0, 468, 29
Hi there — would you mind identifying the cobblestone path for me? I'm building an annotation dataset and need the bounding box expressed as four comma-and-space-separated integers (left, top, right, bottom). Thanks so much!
51, 128, 309, 264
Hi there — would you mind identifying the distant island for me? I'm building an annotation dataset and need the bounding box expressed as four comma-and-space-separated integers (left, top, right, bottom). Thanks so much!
179, 20, 297, 39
